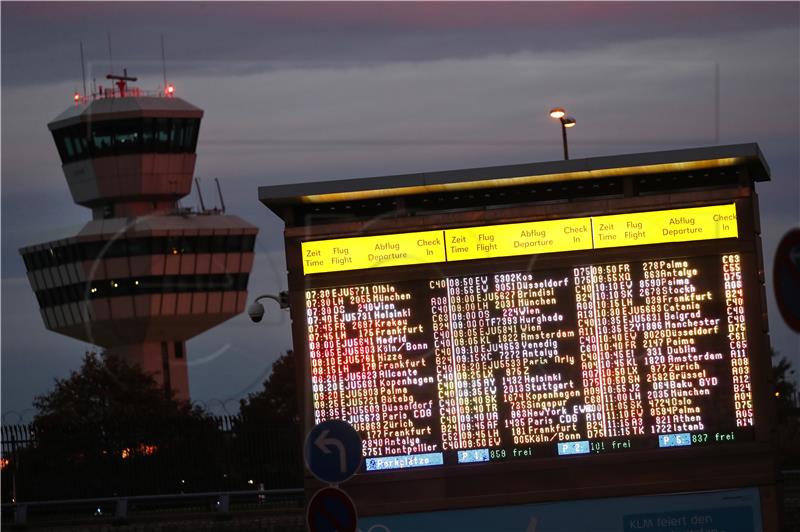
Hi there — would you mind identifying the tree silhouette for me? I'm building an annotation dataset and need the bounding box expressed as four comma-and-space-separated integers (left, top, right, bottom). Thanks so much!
34, 350, 205, 436
773, 350, 800, 469
18, 351, 222, 500
238, 350, 298, 425
234, 351, 302, 488
773, 350, 798, 422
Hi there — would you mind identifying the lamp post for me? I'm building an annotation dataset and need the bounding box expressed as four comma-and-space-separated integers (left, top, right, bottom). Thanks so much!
549, 107, 576, 160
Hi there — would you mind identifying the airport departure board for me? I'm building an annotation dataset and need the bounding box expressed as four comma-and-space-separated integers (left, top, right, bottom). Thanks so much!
302, 204, 755, 472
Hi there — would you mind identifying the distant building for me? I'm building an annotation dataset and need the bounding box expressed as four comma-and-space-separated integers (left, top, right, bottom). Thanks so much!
19, 75, 257, 401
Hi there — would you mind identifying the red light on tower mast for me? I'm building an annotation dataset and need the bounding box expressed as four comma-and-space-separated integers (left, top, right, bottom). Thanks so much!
166, 84, 175, 96
73, 92, 81, 103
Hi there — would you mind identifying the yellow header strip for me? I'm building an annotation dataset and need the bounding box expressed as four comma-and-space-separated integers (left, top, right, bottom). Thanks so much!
592, 204, 738, 249
302, 230, 446, 274
301, 203, 738, 274
446, 217, 593, 262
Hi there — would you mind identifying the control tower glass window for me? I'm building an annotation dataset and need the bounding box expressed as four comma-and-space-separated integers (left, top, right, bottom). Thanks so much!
154, 118, 170, 153
91, 122, 114, 157
51, 118, 201, 164
169, 119, 185, 152
141, 118, 155, 151
21, 235, 257, 273
184, 120, 199, 152
114, 120, 141, 155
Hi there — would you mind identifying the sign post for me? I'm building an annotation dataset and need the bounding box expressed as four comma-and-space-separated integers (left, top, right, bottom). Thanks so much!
305, 420, 362, 532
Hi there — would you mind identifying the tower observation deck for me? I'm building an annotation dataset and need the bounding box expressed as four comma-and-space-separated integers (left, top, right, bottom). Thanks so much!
19, 75, 258, 401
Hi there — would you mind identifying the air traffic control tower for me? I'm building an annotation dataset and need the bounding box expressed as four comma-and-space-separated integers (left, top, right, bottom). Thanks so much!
19, 73, 257, 402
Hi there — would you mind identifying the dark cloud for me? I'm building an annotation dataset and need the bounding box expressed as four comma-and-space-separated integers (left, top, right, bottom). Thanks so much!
2, 2, 797, 86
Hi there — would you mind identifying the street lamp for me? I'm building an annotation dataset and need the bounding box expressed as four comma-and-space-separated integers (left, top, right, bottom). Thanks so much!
549, 107, 576, 160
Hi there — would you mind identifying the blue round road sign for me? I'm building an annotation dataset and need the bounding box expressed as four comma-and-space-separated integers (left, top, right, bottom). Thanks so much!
304, 419, 363, 484
306, 487, 357, 532
774, 228, 800, 332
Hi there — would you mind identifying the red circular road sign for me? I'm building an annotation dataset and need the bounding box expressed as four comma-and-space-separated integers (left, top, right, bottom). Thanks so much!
306, 487, 358, 532
774, 228, 800, 332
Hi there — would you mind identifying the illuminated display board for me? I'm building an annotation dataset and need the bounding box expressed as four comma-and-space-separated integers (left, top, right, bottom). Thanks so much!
303, 204, 755, 472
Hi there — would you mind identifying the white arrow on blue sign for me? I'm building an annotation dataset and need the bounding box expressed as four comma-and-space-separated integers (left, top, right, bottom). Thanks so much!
304, 419, 363, 484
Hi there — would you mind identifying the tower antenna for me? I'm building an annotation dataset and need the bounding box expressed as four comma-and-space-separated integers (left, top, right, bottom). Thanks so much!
107, 32, 114, 75
195, 178, 207, 212
106, 69, 136, 98
214, 178, 227, 214
161, 34, 168, 90
79, 41, 87, 99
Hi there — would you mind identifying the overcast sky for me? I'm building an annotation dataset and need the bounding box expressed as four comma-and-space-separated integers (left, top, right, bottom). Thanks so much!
2, 2, 798, 419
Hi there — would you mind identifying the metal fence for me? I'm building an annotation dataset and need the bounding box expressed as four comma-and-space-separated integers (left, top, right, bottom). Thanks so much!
1, 416, 302, 504
1, 488, 305, 528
